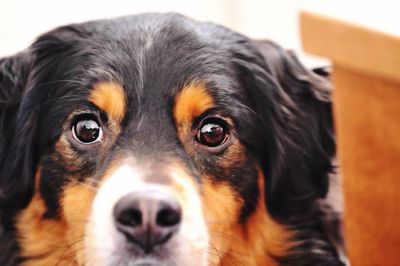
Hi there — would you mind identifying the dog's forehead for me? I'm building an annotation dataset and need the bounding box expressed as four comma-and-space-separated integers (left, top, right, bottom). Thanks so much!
32, 14, 249, 116
76, 15, 243, 120
78, 14, 237, 97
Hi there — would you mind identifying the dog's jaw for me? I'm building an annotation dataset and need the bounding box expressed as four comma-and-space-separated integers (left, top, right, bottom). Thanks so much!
84, 164, 209, 266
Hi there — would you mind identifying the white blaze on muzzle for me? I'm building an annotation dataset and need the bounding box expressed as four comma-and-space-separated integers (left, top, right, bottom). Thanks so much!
84, 163, 209, 266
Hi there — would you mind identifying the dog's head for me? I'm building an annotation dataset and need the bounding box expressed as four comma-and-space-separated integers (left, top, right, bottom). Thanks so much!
0, 13, 337, 265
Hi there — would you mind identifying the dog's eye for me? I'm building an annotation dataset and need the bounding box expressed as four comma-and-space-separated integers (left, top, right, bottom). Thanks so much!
197, 119, 228, 147
72, 117, 102, 144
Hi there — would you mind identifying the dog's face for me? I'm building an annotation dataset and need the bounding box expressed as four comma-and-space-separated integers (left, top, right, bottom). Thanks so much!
0, 14, 340, 266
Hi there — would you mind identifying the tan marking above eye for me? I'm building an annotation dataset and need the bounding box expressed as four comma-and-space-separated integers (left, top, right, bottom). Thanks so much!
88, 82, 126, 123
173, 82, 215, 127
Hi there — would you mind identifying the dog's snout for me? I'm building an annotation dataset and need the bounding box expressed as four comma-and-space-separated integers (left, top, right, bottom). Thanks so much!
113, 191, 182, 253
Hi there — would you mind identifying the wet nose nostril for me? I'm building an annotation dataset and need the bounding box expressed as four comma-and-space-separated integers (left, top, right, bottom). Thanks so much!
113, 191, 182, 253
118, 208, 142, 227
156, 207, 181, 227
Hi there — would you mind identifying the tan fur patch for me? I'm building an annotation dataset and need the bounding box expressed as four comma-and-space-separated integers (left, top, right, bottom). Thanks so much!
62, 183, 96, 265
17, 194, 76, 266
89, 82, 126, 123
201, 178, 242, 265
241, 172, 292, 263
202, 172, 291, 266
16, 170, 96, 266
174, 82, 214, 127
16, 171, 77, 265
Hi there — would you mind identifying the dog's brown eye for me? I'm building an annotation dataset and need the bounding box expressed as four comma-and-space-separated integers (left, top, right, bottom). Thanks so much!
197, 119, 228, 147
72, 118, 102, 144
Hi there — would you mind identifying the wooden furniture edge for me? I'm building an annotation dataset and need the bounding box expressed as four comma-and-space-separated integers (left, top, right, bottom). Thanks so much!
300, 11, 400, 83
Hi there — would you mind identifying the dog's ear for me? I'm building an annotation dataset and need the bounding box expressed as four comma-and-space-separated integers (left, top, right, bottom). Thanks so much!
0, 26, 80, 212
0, 25, 92, 214
0, 51, 36, 212
242, 40, 335, 219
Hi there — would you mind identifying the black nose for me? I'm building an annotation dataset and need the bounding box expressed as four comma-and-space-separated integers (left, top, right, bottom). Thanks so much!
113, 191, 182, 253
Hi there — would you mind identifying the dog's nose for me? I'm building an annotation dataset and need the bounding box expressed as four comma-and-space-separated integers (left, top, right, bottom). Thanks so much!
113, 191, 181, 253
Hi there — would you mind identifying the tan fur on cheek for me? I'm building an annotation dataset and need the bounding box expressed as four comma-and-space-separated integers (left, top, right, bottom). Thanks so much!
62, 184, 96, 265
16, 195, 75, 265
202, 172, 292, 266
16, 169, 96, 266
240, 172, 292, 264
201, 178, 243, 265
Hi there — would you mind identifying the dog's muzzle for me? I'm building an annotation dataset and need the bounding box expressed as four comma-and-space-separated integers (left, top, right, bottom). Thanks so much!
84, 163, 209, 266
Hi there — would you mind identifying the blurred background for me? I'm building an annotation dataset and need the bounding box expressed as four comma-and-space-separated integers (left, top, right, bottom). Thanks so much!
0, 0, 398, 67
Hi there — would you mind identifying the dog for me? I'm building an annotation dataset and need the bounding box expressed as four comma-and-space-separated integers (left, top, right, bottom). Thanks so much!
0, 13, 346, 266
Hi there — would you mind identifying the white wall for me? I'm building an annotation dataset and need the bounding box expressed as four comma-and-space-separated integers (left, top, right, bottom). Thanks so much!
0, 0, 316, 62
0, 0, 398, 66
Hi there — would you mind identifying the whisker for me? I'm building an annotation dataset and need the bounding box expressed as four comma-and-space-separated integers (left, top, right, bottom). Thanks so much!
75, 181, 99, 192
56, 238, 84, 266
65, 177, 100, 192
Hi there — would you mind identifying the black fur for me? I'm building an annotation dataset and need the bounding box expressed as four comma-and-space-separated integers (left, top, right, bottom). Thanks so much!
0, 13, 344, 265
